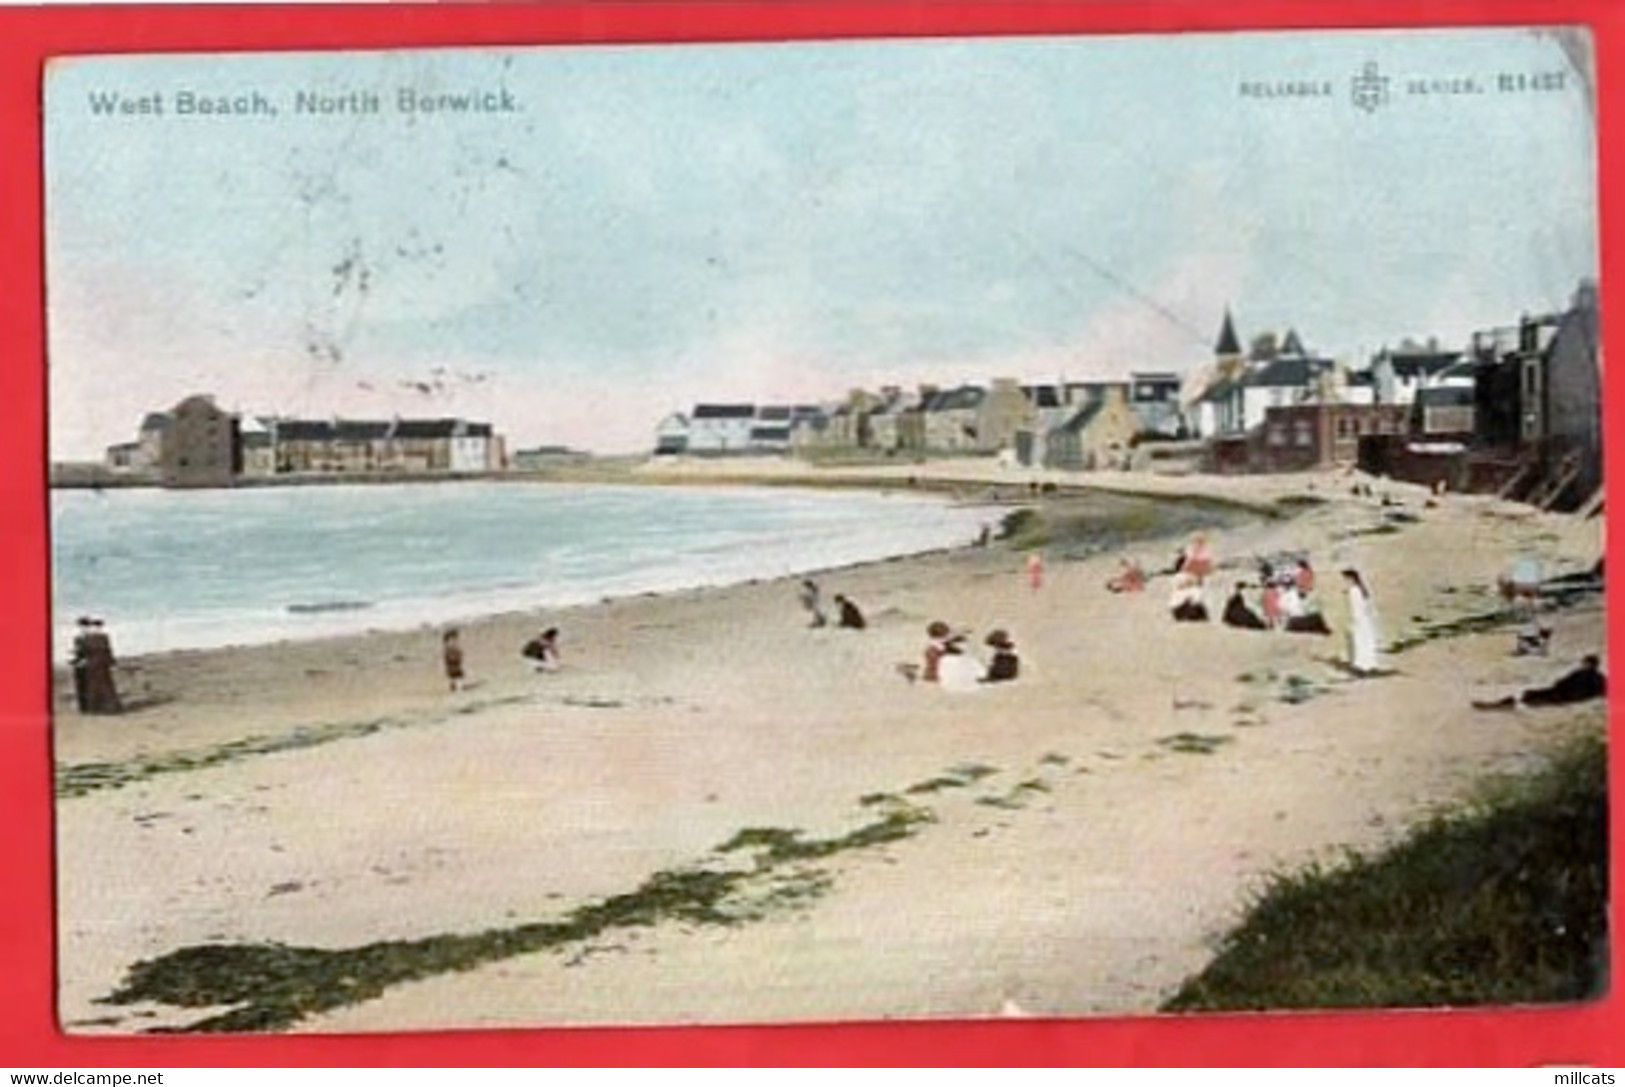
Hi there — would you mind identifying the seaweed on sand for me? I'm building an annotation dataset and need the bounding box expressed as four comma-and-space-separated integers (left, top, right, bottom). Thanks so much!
103, 801, 935, 1033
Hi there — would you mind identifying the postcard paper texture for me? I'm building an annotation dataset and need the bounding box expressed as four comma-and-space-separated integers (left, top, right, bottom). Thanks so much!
44, 28, 1606, 1034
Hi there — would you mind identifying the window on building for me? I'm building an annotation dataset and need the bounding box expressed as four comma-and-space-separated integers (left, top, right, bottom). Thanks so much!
1294, 422, 1313, 447
1267, 426, 1285, 446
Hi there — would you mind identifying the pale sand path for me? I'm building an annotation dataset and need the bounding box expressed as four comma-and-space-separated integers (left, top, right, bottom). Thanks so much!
51, 469, 1606, 1032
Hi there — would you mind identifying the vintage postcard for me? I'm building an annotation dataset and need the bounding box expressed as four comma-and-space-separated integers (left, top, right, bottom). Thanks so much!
45, 27, 1606, 1036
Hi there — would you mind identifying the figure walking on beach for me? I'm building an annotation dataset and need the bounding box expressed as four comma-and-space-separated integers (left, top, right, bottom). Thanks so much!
1026, 552, 1045, 592
442, 628, 466, 692
1342, 568, 1382, 676
80, 618, 123, 715
70, 616, 92, 713
798, 579, 827, 628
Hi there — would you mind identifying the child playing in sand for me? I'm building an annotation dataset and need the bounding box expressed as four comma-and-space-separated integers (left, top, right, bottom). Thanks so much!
442, 628, 465, 692
982, 630, 1020, 682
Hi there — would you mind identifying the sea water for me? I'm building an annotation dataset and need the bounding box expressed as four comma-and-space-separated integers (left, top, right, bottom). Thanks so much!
50, 482, 991, 658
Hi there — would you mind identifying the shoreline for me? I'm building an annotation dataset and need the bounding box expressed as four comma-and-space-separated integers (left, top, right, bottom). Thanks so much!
54, 473, 1273, 666
51, 468, 1607, 1032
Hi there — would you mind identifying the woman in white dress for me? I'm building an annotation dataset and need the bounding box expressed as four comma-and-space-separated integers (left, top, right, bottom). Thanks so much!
1342, 568, 1381, 675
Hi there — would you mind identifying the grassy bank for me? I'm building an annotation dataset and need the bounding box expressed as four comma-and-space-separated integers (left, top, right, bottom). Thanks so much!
1164, 729, 1609, 1011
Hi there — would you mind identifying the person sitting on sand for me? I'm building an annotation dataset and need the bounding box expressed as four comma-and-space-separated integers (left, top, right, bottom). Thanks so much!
1295, 559, 1315, 595
521, 627, 561, 672
1223, 583, 1268, 630
1182, 533, 1215, 584
920, 620, 959, 682
442, 628, 465, 692
798, 579, 827, 628
1106, 558, 1147, 594
982, 630, 1020, 683
1169, 575, 1209, 623
1260, 579, 1283, 630
1473, 654, 1606, 710
938, 638, 984, 693
833, 593, 867, 630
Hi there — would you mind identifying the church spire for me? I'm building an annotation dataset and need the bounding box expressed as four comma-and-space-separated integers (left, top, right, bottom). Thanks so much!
1215, 308, 1241, 359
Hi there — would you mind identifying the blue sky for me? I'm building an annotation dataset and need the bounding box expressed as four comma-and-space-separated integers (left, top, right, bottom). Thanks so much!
45, 27, 1597, 456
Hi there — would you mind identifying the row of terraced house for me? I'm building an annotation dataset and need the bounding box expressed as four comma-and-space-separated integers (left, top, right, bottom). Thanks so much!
105, 394, 506, 488
653, 372, 1186, 471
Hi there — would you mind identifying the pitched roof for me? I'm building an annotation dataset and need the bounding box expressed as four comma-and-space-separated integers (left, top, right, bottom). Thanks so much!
1022, 385, 1063, 409
1243, 356, 1332, 388
1280, 328, 1306, 356
926, 386, 985, 412
692, 403, 756, 420
1380, 350, 1463, 378
1215, 309, 1242, 357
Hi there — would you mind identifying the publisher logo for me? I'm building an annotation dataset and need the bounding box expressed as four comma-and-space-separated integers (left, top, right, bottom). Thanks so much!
1351, 61, 1390, 113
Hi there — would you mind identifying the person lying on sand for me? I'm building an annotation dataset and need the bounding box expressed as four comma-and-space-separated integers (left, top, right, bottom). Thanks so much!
1472, 654, 1607, 710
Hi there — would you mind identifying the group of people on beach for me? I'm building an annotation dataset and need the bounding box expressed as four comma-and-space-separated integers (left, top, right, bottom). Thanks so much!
70, 616, 122, 714
441, 625, 561, 692
904, 621, 1020, 691
798, 579, 868, 630
1109, 532, 1383, 674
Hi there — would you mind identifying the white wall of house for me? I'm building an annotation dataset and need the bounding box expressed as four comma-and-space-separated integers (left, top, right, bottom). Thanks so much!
450, 435, 488, 472
687, 418, 755, 453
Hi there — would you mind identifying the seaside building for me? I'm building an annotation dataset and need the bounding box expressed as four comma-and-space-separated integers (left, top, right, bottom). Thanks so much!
271, 417, 499, 474
160, 394, 239, 488
653, 413, 690, 455
1369, 342, 1465, 405
1467, 281, 1602, 507
685, 404, 756, 454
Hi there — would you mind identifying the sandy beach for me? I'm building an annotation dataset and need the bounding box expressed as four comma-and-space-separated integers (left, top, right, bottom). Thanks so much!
51, 465, 1607, 1033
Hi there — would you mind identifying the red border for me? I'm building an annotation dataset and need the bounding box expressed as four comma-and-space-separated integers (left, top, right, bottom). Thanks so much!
2, 1, 1619, 1067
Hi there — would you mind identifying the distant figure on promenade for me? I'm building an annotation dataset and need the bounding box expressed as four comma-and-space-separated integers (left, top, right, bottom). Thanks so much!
977, 523, 993, 548
982, 630, 1020, 683
442, 628, 466, 692
1026, 552, 1045, 592
70, 616, 92, 712
1342, 569, 1382, 675
1182, 533, 1215, 584
798, 579, 827, 628
1107, 558, 1146, 594
1473, 655, 1606, 710
1169, 575, 1209, 623
834, 593, 867, 630
79, 618, 123, 715
1222, 584, 1268, 630
522, 627, 561, 672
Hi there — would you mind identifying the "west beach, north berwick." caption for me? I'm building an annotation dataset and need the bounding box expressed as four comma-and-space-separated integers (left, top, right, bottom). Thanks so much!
85, 86, 520, 119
